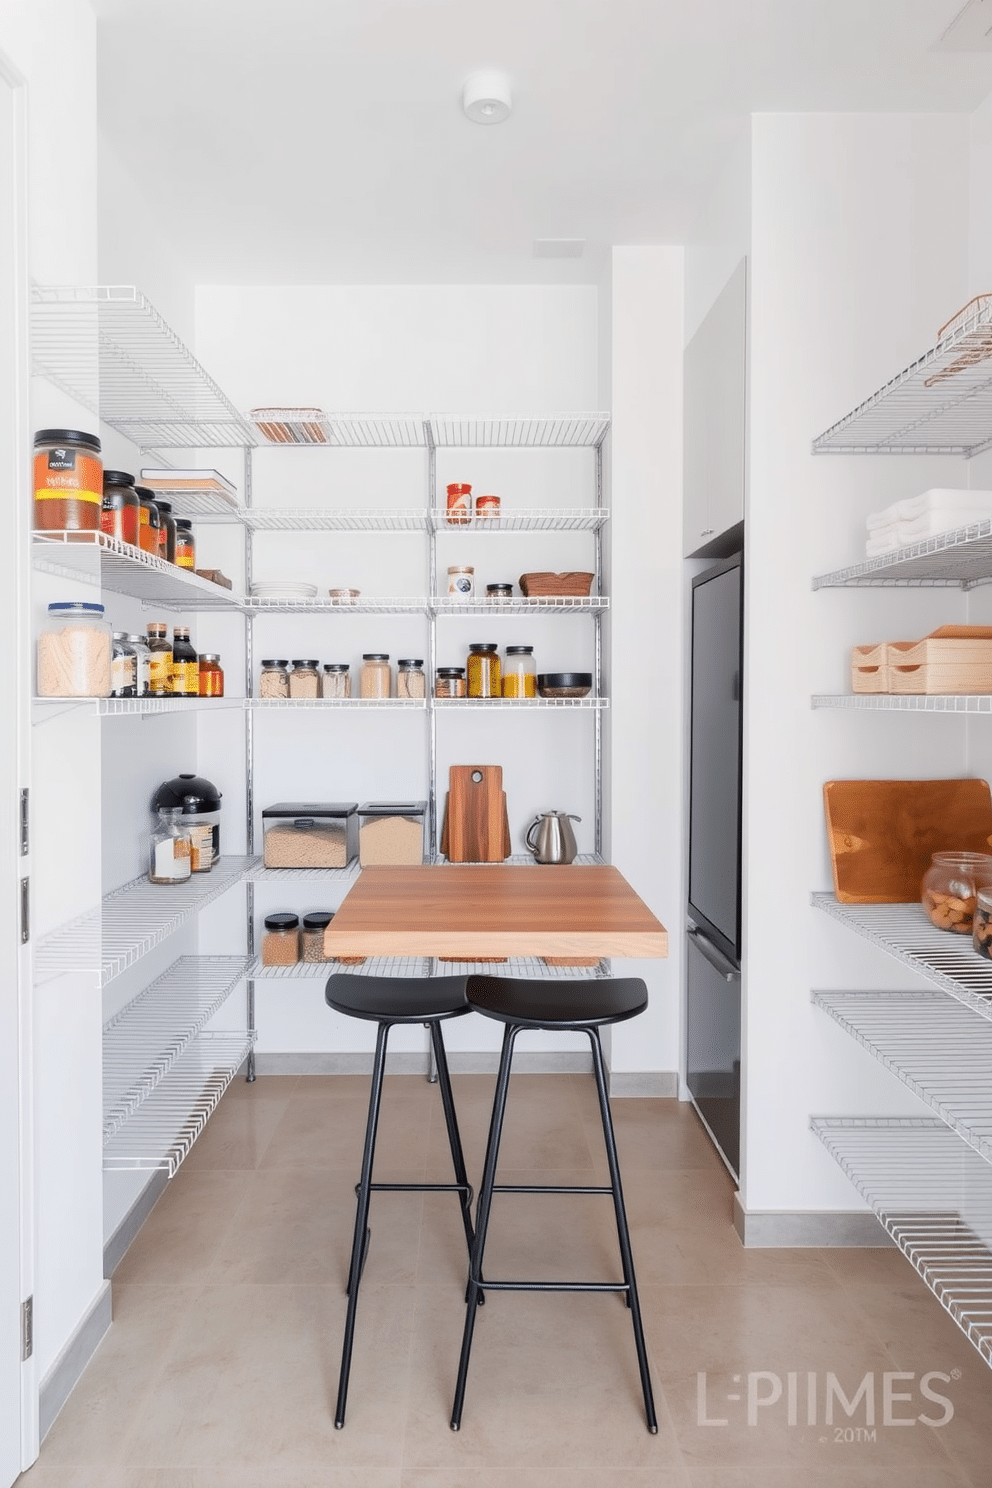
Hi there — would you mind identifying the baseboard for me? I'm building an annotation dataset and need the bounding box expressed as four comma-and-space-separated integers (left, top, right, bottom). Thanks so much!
609, 1071, 679, 1097
104, 1170, 169, 1278
733, 1192, 896, 1248
39, 1281, 112, 1440
253, 1050, 594, 1075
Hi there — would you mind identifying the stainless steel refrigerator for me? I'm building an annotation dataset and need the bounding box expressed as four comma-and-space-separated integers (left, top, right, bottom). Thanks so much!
686, 550, 743, 1179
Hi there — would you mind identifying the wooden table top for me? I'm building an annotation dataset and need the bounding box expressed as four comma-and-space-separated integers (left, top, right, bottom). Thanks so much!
323, 864, 668, 960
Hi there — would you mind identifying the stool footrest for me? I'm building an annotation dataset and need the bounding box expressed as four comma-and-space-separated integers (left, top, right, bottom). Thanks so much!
473, 1280, 629, 1293
370, 1181, 473, 1198
493, 1183, 613, 1195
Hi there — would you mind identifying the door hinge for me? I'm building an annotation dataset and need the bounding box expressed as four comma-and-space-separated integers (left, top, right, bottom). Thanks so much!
19, 788, 28, 856
20, 878, 29, 944
21, 1297, 32, 1361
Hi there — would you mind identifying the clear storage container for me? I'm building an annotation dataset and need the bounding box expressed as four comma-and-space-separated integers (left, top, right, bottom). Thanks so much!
301, 911, 334, 963
358, 801, 427, 866
467, 642, 500, 698
921, 851, 992, 934
37, 601, 112, 697
322, 663, 351, 698
434, 666, 466, 698
260, 659, 290, 698
360, 654, 391, 698
502, 644, 536, 698
262, 913, 300, 966
149, 807, 192, 884
397, 659, 425, 698
261, 802, 359, 868
289, 660, 321, 699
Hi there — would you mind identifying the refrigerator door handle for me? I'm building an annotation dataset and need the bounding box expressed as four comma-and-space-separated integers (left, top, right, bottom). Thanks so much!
687, 926, 740, 982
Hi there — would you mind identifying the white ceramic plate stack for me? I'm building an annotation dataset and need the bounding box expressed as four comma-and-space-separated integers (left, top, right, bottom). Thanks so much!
249, 580, 318, 602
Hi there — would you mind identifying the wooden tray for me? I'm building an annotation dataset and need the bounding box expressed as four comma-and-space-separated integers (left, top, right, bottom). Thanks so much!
518, 571, 594, 597
823, 778, 992, 903
888, 625, 992, 694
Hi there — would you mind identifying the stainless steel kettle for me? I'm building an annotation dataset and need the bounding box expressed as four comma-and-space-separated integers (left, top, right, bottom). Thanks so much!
525, 811, 581, 864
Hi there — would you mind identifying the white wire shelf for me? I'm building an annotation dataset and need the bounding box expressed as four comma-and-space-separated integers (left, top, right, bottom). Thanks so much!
32, 695, 245, 725
813, 694, 992, 713
31, 286, 257, 449
251, 412, 428, 447
812, 893, 992, 1019
433, 853, 605, 867
103, 955, 247, 1139
243, 507, 427, 532
432, 696, 608, 710
246, 696, 427, 711
812, 520, 992, 590
244, 595, 427, 616
812, 300, 992, 457
428, 955, 609, 978
248, 953, 607, 979
812, 989, 992, 1164
429, 414, 610, 448
811, 1117, 992, 1367
32, 531, 243, 609
434, 595, 608, 615
102, 1031, 254, 1175
428, 507, 609, 532
243, 862, 360, 883
35, 856, 255, 988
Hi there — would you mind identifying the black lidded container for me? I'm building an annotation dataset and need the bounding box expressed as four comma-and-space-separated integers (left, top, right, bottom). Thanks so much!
151, 773, 222, 871
260, 802, 358, 869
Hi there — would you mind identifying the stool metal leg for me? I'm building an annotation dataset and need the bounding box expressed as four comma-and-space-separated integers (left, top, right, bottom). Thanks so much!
587, 1027, 658, 1433
429, 1020, 477, 1261
450, 1023, 519, 1430
335, 1020, 390, 1430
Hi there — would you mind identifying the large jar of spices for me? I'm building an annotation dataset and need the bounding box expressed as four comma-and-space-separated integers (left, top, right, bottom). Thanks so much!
136, 485, 162, 556
434, 666, 466, 698
322, 663, 351, 699
149, 807, 192, 884
261, 913, 300, 966
101, 469, 141, 547
174, 519, 196, 569
198, 653, 224, 697
445, 481, 472, 525
360, 653, 391, 698
289, 660, 321, 698
467, 643, 500, 698
151, 497, 177, 563
33, 428, 103, 532
259, 659, 290, 698
502, 644, 536, 698
37, 601, 112, 697
397, 659, 426, 698
145, 622, 173, 696
171, 626, 199, 696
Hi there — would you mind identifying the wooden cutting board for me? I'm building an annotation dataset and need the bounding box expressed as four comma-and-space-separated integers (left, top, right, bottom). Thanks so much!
823, 778, 992, 903
443, 765, 511, 863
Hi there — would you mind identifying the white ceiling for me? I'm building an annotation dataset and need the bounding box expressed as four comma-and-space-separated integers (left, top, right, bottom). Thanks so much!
92, 0, 992, 285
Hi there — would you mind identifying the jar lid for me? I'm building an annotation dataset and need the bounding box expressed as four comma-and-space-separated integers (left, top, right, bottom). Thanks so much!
262, 802, 358, 819
103, 469, 135, 488
291, 659, 320, 668
134, 485, 156, 499
199, 653, 221, 663
448, 565, 474, 573
146, 622, 168, 634
446, 482, 471, 493
486, 583, 513, 593
175, 519, 194, 531
260, 659, 289, 668
505, 645, 534, 654
359, 801, 427, 817
34, 428, 101, 452
264, 913, 299, 931
154, 499, 173, 513
398, 659, 424, 668
436, 666, 466, 677
469, 643, 498, 652
302, 911, 334, 930
363, 653, 390, 661
48, 601, 105, 614
151, 773, 223, 814
323, 663, 350, 672
112, 631, 133, 641
127, 634, 148, 645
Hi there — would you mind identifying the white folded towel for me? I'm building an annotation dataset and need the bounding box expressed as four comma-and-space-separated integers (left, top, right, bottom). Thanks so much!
867, 487, 992, 530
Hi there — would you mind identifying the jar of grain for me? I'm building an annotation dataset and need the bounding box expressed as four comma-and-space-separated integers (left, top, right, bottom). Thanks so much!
361, 654, 391, 698
322, 663, 351, 698
358, 802, 427, 866
434, 666, 466, 698
397, 659, 425, 698
33, 428, 102, 532
301, 911, 334, 963
111, 632, 137, 698
486, 582, 513, 603
261, 802, 359, 868
37, 601, 112, 697
260, 660, 290, 698
502, 644, 536, 698
447, 565, 475, 601
149, 807, 192, 884
261, 912, 300, 966
289, 660, 321, 699
466, 643, 500, 698
921, 851, 992, 934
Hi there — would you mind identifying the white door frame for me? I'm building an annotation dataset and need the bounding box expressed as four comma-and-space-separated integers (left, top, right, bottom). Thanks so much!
0, 45, 38, 1480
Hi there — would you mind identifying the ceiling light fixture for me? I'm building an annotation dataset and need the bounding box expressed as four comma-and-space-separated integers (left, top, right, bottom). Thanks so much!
462, 70, 512, 125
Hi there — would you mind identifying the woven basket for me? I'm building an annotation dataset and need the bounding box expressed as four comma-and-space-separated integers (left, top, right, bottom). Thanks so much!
518, 571, 594, 598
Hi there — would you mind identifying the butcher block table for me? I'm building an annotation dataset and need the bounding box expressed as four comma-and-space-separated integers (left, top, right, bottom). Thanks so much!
323, 863, 668, 961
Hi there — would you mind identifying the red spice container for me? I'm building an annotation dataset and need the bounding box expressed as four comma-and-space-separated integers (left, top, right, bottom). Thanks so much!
475, 494, 501, 520
101, 469, 140, 547
198, 653, 224, 697
446, 481, 472, 525
34, 429, 103, 532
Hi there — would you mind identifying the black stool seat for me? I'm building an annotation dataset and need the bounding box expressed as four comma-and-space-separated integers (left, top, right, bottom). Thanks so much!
450, 972, 657, 1435
324, 973, 475, 1429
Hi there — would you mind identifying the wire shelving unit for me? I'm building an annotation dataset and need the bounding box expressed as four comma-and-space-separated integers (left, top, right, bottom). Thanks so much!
428, 507, 609, 532
812, 694, 992, 713
433, 696, 608, 711
812, 300, 992, 457
248, 953, 607, 980
32, 531, 242, 608
812, 520, 992, 590
429, 414, 611, 448
811, 1117, 992, 1366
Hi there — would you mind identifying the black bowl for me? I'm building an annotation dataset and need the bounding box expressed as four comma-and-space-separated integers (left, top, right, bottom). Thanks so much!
536, 672, 593, 698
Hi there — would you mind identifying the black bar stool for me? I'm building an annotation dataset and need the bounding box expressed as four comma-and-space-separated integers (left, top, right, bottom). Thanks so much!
450, 974, 657, 1434
325, 972, 476, 1429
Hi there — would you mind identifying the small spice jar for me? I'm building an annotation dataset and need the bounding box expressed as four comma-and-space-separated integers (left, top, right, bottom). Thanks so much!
446, 481, 472, 525
149, 807, 192, 884
448, 565, 475, 601
467, 642, 501, 699
397, 659, 426, 698
101, 469, 141, 547
486, 582, 514, 603
502, 644, 536, 698
33, 428, 103, 532
361, 653, 391, 698
301, 911, 334, 963
145, 622, 173, 697
261, 912, 300, 967
260, 660, 290, 698
37, 601, 112, 697
322, 663, 351, 699
174, 519, 196, 569
152, 497, 177, 563
921, 851, 992, 934
136, 485, 162, 557
198, 653, 224, 697
289, 660, 321, 699
127, 633, 151, 697
475, 494, 501, 520
435, 666, 467, 698
111, 632, 137, 698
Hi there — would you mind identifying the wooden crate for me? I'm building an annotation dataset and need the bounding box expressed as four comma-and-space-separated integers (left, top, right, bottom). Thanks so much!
851, 643, 890, 693
888, 625, 992, 694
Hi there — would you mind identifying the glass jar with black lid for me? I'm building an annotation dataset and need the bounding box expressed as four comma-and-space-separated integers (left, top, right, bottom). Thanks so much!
149, 495, 177, 563
434, 666, 467, 698
101, 469, 140, 548
33, 428, 102, 532
136, 485, 162, 556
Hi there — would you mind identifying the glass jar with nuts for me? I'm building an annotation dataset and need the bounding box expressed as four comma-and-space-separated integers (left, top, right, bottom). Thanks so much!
921, 851, 992, 934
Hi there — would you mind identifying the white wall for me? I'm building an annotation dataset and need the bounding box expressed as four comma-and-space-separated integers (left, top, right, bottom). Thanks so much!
968, 92, 992, 299
684, 122, 751, 344
743, 111, 973, 1216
